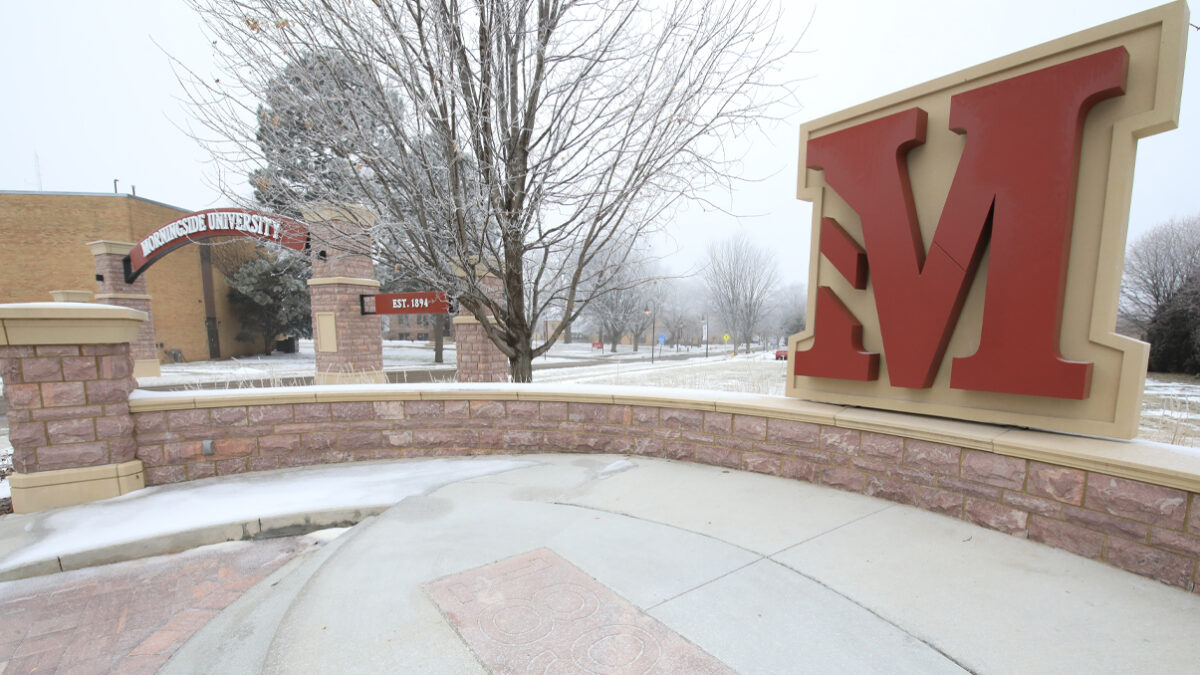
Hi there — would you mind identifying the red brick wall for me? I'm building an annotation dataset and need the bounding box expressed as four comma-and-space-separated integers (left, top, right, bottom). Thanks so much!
129, 395, 1200, 592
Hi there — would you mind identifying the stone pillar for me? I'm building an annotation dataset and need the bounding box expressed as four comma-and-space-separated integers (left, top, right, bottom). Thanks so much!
454, 275, 510, 382
86, 240, 161, 378
302, 206, 385, 385
0, 303, 147, 513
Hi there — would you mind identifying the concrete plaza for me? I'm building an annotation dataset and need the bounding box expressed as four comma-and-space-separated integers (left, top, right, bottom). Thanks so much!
1, 454, 1198, 673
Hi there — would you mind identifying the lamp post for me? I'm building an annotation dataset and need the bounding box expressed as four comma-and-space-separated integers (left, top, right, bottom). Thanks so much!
703, 315, 709, 358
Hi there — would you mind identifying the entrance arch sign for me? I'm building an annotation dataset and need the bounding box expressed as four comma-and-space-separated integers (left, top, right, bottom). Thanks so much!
124, 208, 308, 283
787, 2, 1188, 439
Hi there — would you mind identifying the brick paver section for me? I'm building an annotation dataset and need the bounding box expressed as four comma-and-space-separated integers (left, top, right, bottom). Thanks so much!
0, 537, 310, 674
427, 548, 734, 673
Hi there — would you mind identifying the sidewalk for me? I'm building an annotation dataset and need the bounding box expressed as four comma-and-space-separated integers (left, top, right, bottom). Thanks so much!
1, 454, 1199, 674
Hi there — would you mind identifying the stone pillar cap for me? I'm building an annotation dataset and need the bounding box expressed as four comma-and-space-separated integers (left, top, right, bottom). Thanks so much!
85, 240, 137, 256
0, 302, 146, 346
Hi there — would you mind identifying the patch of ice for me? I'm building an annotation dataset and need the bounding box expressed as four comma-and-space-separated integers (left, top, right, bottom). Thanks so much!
597, 459, 636, 479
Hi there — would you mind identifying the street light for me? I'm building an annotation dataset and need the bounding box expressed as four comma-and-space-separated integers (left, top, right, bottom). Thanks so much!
703, 315, 709, 358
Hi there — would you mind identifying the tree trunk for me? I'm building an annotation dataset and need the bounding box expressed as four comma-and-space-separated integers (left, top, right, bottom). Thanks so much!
433, 314, 444, 364
511, 343, 534, 382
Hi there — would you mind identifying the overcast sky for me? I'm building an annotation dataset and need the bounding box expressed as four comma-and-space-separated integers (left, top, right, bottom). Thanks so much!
2, 0, 1197, 285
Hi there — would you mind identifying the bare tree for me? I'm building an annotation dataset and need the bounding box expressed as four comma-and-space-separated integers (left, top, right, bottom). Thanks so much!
1120, 216, 1200, 337
702, 233, 779, 353
178, 0, 798, 381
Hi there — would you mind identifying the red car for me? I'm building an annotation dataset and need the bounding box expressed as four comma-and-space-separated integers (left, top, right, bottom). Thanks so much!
775, 349, 787, 360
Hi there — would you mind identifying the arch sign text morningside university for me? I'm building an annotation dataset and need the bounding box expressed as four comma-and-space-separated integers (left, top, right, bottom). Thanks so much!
786, 2, 1189, 438
124, 208, 309, 283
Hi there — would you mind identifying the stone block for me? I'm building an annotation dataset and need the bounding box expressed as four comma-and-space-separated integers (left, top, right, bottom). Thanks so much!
917, 487, 964, 517
903, 440, 961, 475
302, 432, 338, 452
865, 475, 919, 505
659, 408, 704, 431
663, 441, 695, 461
293, 403, 332, 422
406, 401, 444, 418
780, 457, 819, 482
22, 358, 63, 383
506, 401, 540, 420
135, 412, 167, 434
164, 441, 203, 464
34, 345, 80, 357
248, 405, 294, 425
704, 412, 733, 435
60, 356, 98, 381
631, 406, 659, 426
214, 437, 256, 459
938, 476, 1003, 501
190, 462, 217, 479
1025, 462, 1086, 504
767, 419, 820, 446
1085, 475, 1188, 530
216, 458, 248, 476
46, 418, 96, 444
741, 452, 780, 475
695, 444, 739, 468
146, 465, 187, 485
1105, 537, 1194, 589
445, 400, 470, 418
338, 431, 383, 451
97, 354, 133, 380
210, 407, 248, 427
37, 442, 108, 471
1148, 529, 1200, 558
470, 400, 506, 418
961, 450, 1026, 490
40, 381, 86, 407
820, 427, 860, 454
85, 379, 132, 405
540, 402, 568, 421
1062, 505, 1148, 540
9, 421, 47, 449
964, 498, 1028, 536
1028, 516, 1104, 560
258, 434, 301, 455
5, 383, 42, 409
1003, 491, 1062, 518
732, 415, 767, 440
859, 432, 904, 462
820, 466, 866, 492
167, 409, 210, 430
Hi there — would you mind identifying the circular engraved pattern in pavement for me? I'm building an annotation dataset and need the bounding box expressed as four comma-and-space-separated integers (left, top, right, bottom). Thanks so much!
533, 583, 600, 621
571, 624, 661, 674
479, 601, 553, 645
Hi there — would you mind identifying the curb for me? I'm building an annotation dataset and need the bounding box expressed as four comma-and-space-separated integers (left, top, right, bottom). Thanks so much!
0, 505, 387, 583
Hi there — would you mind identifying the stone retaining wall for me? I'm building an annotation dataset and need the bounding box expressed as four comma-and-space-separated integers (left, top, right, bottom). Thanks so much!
127, 387, 1200, 593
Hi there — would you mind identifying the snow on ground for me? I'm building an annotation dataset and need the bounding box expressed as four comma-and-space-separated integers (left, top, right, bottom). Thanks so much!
0, 457, 534, 570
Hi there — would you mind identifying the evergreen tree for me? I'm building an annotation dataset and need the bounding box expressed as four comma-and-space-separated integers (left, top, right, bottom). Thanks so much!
226, 251, 312, 355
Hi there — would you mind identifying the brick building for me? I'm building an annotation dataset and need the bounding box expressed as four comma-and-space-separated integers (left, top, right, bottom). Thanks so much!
0, 191, 260, 363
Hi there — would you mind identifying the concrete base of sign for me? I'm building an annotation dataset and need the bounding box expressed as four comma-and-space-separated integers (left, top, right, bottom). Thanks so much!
314, 370, 387, 385
133, 358, 161, 378
10, 460, 145, 514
